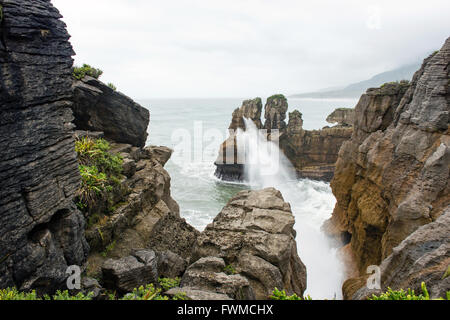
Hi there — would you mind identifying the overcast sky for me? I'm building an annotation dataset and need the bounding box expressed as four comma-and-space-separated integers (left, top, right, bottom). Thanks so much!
53, 0, 450, 99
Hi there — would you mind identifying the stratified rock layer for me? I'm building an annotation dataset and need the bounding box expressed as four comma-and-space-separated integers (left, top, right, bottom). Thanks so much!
281, 110, 353, 181
0, 0, 88, 292
72, 77, 149, 147
191, 188, 307, 299
214, 98, 262, 181
325, 38, 450, 295
326, 108, 355, 127
214, 95, 353, 182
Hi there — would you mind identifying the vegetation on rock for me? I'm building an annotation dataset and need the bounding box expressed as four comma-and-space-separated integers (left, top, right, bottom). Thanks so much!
158, 277, 181, 291
75, 137, 123, 213
107, 82, 117, 91
369, 282, 450, 300
269, 288, 312, 300
0, 284, 187, 301
72, 64, 103, 80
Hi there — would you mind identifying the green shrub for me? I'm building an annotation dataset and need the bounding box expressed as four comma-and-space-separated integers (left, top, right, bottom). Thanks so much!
269, 288, 312, 300
45, 290, 94, 301
267, 94, 287, 103
158, 277, 181, 291
100, 240, 116, 258
0, 288, 93, 300
369, 282, 449, 300
223, 264, 237, 275
75, 137, 123, 212
121, 284, 167, 300
107, 83, 117, 91
73, 64, 103, 80
0, 288, 39, 300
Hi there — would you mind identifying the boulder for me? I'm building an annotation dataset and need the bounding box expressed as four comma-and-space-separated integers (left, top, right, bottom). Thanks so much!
102, 250, 158, 294
72, 77, 149, 147
191, 188, 307, 299
156, 250, 188, 278
179, 257, 255, 300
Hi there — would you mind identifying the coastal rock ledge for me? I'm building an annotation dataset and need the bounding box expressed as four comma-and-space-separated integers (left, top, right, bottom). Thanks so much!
189, 188, 307, 299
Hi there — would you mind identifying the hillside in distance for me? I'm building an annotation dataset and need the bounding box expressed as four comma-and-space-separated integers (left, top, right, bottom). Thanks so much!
291, 63, 421, 98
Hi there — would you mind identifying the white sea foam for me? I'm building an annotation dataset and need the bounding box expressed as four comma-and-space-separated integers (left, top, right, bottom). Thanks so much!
238, 118, 344, 299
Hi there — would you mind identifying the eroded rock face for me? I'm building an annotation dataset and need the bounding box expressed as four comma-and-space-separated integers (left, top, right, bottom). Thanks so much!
191, 188, 307, 299
214, 98, 262, 181
102, 250, 158, 294
264, 95, 288, 133
326, 108, 355, 127
281, 110, 353, 181
326, 38, 450, 291
214, 96, 353, 182
180, 257, 255, 300
72, 77, 149, 147
229, 98, 263, 130
85, 143, 198, 276
351, 208, 450, 300
0, 0, 88, 292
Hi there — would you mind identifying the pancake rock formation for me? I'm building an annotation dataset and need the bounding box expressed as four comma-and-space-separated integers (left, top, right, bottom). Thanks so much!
324, 38, 450, 299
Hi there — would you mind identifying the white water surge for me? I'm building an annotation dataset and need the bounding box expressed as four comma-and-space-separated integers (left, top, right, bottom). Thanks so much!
237, 118, 345, 299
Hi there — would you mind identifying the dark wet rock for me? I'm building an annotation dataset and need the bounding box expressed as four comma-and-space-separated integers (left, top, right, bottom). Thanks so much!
72, 77, 149, 147
0, 0, 88, 293
102, 249, 158, 294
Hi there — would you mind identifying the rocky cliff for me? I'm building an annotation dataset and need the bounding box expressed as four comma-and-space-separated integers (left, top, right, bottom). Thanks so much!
324, 38, 450, 298
185, 188, 306, 299
280, 110, 353, 181
72, 77, 149, 147
214, 95, 353, 181
0, 0, 88, 293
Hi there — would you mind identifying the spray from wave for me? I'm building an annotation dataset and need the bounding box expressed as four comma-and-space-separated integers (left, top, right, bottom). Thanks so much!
236, 118, 345, 299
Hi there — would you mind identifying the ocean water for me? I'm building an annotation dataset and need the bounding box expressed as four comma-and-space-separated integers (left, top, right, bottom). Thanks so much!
139, 97, 358, 299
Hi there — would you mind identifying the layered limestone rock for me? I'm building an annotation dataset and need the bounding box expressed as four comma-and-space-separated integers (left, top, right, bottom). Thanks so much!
326, 108, 355, 127
214, 95, 353, 182
325, 38, 450, 296
214, 98, 262, 181
263, 95, 289, 133
0, 0, 89, 293
85, 143, 199, 277
72, 76, 149, 147
179, 257, 256, 300
350, 208, 450, 300
190, 188, 307, 299
281, 110, 353, 181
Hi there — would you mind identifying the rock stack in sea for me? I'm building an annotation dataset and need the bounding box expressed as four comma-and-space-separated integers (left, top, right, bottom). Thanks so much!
324, 38, 450, 299
214, 95, 354, 182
